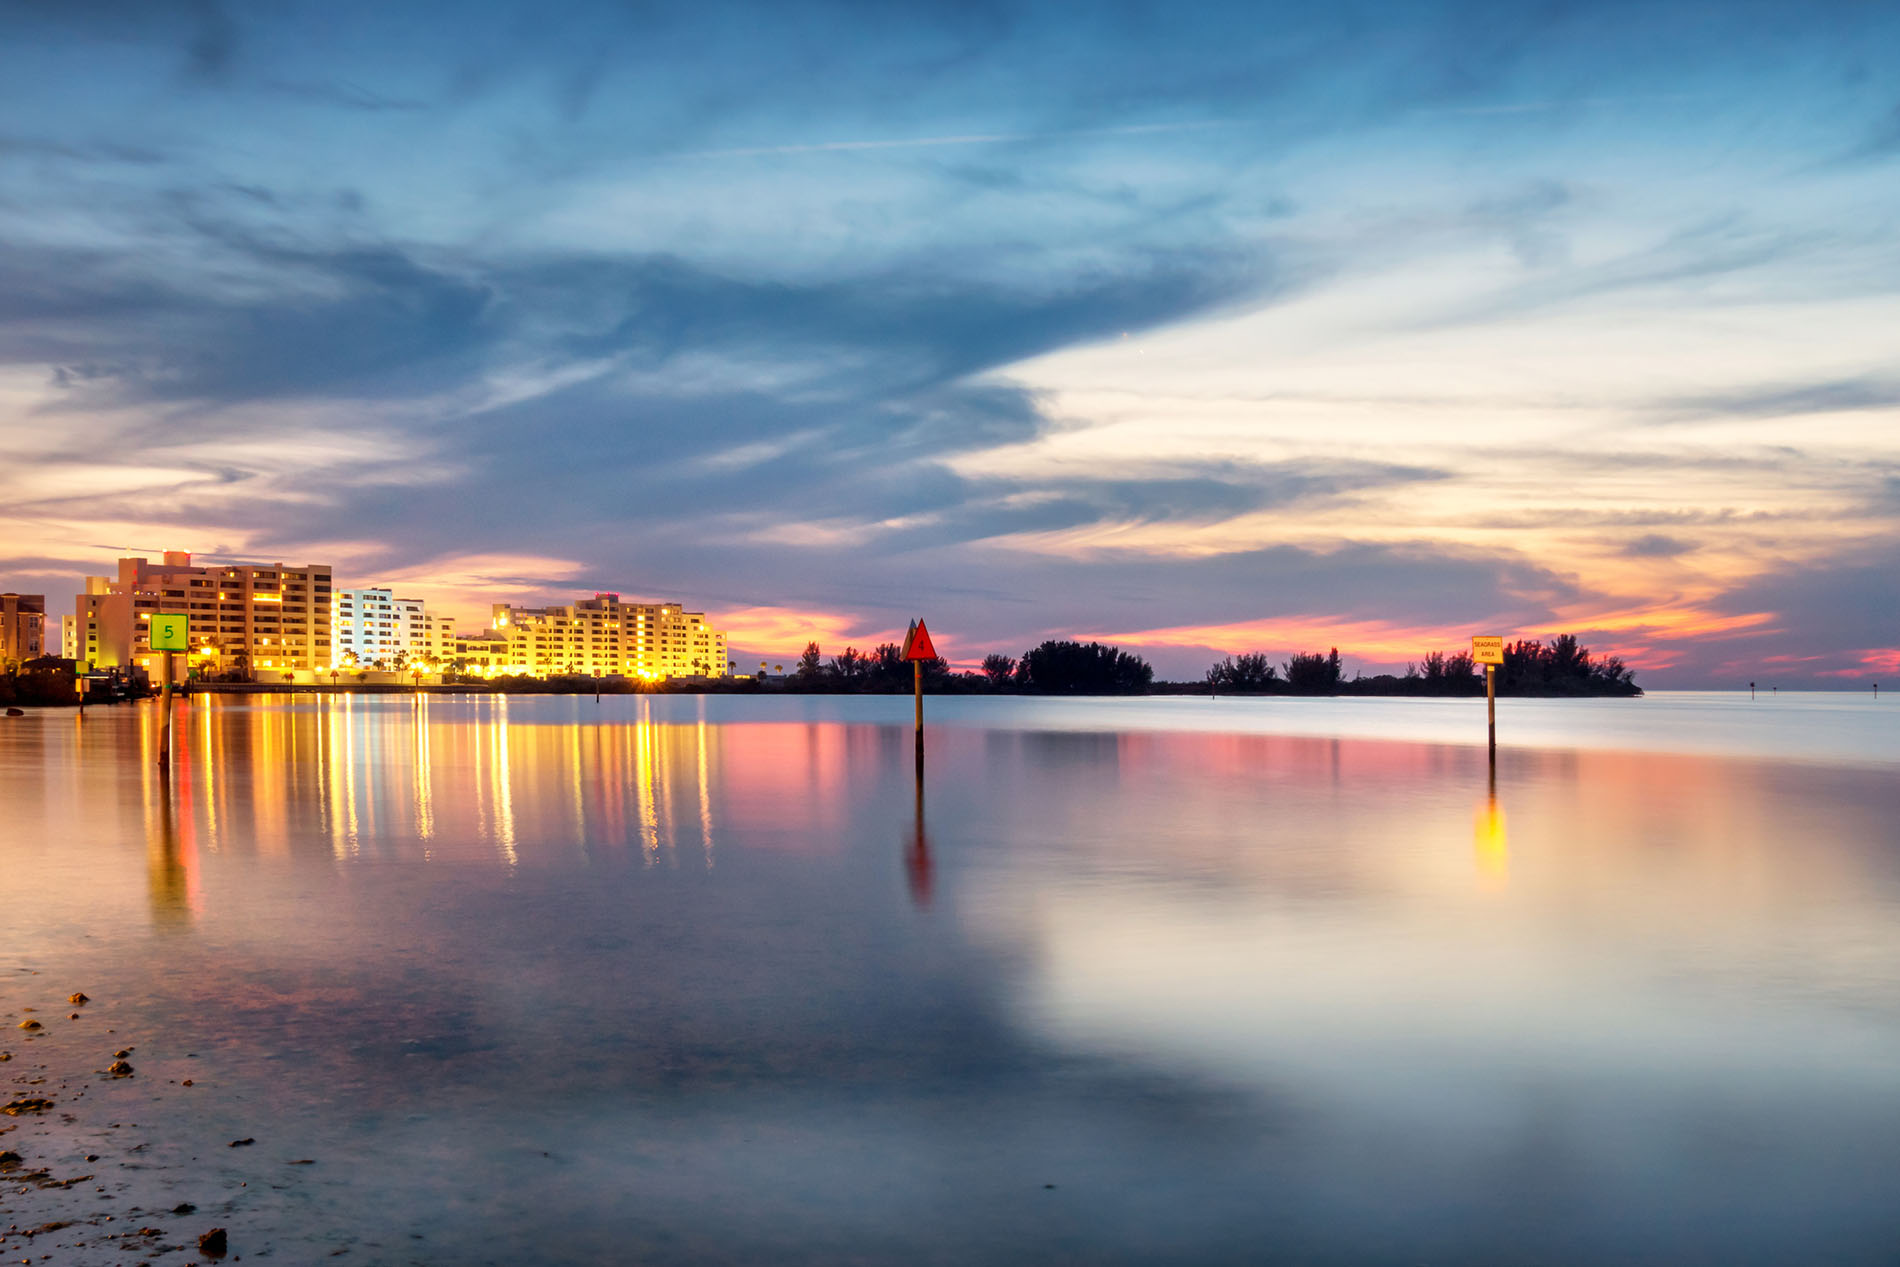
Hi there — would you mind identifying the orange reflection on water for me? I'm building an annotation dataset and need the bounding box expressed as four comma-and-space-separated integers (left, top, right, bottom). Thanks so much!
154, 697, 795, 869
1473, 793, 1507, 891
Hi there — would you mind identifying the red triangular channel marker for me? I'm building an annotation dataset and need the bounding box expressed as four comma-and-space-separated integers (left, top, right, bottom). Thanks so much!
904, 619, 937, 661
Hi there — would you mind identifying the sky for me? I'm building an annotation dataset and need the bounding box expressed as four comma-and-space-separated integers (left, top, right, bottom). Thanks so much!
1, 0, 1896, 686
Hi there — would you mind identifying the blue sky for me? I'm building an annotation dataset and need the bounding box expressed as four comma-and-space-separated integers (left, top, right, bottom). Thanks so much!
2, 0, 1896, 683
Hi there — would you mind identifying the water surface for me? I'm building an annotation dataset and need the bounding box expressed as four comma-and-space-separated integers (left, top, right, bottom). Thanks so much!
3, 692, 1898, 1264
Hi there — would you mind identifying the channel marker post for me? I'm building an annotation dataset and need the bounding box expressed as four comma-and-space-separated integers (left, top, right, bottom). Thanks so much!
902, 619, 938, 772
150, 612, 189, 772
1472, 635, 1505, 773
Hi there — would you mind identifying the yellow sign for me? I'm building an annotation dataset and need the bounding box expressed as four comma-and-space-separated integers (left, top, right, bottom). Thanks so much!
150, 612, 189, 652
1471, 635, 1504, 665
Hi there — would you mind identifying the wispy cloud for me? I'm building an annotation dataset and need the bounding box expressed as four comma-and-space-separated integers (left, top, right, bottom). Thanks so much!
673, 119, 1238, 160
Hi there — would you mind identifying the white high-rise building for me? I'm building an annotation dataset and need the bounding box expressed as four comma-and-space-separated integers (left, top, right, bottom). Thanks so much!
333, 588, 457, 668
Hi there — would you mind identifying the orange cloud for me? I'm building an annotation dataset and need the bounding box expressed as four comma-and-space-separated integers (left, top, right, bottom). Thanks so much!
1862, 648, 1900, 674
1818, 648, 1900, 677
1083, 615, 1482, 664
1089, 597, 1784, 673
363, 554, 591, 628
711, 605, 904, 658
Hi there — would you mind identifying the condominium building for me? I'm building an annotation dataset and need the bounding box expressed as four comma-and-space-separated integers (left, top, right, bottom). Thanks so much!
333, 588, 458, 668
60, 614, 78, 660
0, 593, 45, 665
486, 593, 728, 678
452, 631, 510, 674
73, 553, 332, 680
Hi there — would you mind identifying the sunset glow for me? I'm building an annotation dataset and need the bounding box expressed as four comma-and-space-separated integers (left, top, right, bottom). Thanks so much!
1, 4, 1895, 684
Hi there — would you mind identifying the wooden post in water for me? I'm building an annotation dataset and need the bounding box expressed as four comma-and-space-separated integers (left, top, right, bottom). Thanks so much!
902, 618, 938, 776
1471, 635, 1505, 778
149, 612, 188, 775
158, 650, 173, 770
1485, 663, 1496, 768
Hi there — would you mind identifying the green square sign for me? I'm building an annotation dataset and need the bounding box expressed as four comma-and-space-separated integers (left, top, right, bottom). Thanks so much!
150, 612, 188, 652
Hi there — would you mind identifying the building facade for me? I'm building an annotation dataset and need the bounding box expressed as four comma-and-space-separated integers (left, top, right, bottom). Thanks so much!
484, 593, 728, 678
333, 589, 459, 668
0, 593, 46, 665
73, 553, 332, 680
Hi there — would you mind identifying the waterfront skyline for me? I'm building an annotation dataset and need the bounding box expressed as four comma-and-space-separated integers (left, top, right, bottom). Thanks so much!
2, 3, 1897, 685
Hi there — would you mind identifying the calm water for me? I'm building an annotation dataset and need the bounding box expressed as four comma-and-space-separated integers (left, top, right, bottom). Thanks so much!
3, 692, 1898, 1264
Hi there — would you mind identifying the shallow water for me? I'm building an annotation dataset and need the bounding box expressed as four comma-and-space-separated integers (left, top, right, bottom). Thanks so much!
3, 692, 1899, 1264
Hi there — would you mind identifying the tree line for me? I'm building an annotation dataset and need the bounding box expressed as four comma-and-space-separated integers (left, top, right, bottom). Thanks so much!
782, 639, 1156, 695
1203, 634, 1640, 696
775, 633, 1635, 696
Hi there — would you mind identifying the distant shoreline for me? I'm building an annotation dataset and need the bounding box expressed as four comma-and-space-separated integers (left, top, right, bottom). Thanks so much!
9, 680, 1661, 706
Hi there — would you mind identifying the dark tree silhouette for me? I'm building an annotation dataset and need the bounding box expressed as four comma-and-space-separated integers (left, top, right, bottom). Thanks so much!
1284, 648, 1343, 694
1206, 652, 1278, 692
796, 641, 823, 681
981, 653, 1017, 687
831, 646, 865, 684
1016, 640, 1153, 694
1407, 650, 1479, 694
871, 643, 906, 688
1499, 635, 1638, 696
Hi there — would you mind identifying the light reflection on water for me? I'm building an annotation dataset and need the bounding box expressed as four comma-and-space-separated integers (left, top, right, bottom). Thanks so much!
3, 693, 1900, 1265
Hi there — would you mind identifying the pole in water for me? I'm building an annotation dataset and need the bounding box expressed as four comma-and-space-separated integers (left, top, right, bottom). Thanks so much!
158, 650, 173, 771
901, 618, 937, 774
1750, 681, 1755, 700
1485, 662, 1496, 771
1470, 635, 1505, 780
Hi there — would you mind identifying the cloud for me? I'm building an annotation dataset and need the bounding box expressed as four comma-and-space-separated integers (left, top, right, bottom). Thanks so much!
1843, 102, 1900, 162
0, 0, 239, 79
1712, 539, 1900, 658
674, 119, 1239, 160
1660, 376, 1900, 422
1622, 534, 1695, 558
4, 0, 1900, 690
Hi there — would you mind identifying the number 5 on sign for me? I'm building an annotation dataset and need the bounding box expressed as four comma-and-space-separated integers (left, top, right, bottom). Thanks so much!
151, 613, 189, 651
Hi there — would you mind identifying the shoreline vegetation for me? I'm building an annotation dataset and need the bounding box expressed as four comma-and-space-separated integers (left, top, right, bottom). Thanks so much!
477, 633, 1640, 697
1, 635, 1641, 710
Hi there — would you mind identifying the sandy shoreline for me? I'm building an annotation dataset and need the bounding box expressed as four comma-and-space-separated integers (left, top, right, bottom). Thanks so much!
2, 973, 328, 1265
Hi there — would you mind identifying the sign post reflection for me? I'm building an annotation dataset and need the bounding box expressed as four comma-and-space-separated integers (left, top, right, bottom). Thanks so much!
906, 756, 932, 909
1474, 787, 1508, 891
